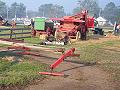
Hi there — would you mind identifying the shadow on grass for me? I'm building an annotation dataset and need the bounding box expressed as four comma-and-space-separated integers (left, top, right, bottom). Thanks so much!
0, 50, 22, 57
0, 50, 23, 67
61, 65, 84, 72
23, 52, 97, 67
0, 50, 97, 69
61, 60, 97, 72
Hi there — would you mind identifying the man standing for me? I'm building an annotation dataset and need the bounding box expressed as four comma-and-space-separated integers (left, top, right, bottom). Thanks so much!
116, 24, 120, 35
31, 19, 36, 37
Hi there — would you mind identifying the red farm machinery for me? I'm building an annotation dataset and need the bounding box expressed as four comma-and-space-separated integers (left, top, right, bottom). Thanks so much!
33, 10, 94, 45
51, 10, 94, 42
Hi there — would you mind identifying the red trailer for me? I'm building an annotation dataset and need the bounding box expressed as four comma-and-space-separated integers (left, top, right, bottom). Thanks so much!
51, 10, 94, 41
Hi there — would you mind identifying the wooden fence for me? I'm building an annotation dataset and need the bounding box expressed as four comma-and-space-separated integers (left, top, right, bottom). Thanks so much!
0, 28, 31, 39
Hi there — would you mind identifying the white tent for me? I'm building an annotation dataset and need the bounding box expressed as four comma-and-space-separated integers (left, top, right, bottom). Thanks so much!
96, 17, 108, 26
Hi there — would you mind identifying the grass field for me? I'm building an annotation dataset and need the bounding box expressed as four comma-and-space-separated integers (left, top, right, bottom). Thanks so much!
35, 38, 120, 82
0, 50, 48, 89
23, 37, 120, 82
0, 60, 48, 86
24, 37, 41, 44
0, 44, 9, 48
70, 40, 120, 81
0, 26, 120, 88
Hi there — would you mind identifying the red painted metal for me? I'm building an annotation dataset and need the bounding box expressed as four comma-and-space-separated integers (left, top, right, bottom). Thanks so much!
50, 48, 75, 69
8, 46, 31, 51
38, 72, 64, 76
39, 48, 80, 76
87, 16, 94, 28
50, 54, 65, 69
51, 18, 84, 23
51, 10, 94, 40
9, 46, 80, 76
16, 51, 41, 57
70, 54, 80, 57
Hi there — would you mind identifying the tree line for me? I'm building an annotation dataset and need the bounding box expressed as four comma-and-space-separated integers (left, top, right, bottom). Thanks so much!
0, 0, 65, 19
73, 0, 120, 24
0, 0, 119, 24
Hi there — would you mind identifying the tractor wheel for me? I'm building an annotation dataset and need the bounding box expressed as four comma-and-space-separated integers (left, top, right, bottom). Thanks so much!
76, 31, 81, 40
55, 31, 64, 41
54, 30, 59, 40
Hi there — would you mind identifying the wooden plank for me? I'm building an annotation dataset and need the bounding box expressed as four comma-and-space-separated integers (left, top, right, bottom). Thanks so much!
14, 32, 31, 35
12, 36, 31, 39
0, 28, 30, 31
0, 34, 12, 36
0, 32, 31, 36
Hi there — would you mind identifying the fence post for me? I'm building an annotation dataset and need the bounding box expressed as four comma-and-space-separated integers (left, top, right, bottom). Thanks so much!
10, 29, 13, 39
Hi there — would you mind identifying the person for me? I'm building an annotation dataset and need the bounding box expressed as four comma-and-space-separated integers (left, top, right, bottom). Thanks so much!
46, 27, 52, 36
11, 20, 16, 29
31, 19, 36, 37
31, 19, 34, 29
62, 32, 69, 45
116, 24, 120, 35
0, 16, 3, 26
77, 22, 87, 40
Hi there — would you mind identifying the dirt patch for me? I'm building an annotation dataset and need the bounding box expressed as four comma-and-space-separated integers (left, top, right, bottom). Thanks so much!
24, 51, 118, 90
0, 37, 120, 90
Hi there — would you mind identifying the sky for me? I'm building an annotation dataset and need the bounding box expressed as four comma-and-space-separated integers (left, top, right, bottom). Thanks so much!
3, 0, 120, 13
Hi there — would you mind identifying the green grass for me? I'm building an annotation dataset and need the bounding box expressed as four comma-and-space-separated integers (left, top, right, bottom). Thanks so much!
24, 37, 42, 44
0, 59, 48, 87
40, 39, 120, 81
77, 40, 120, 81
0, 27, 120, 83
2, 37, 117, 82
102, 63, 120, 81
0, 44, 9, 48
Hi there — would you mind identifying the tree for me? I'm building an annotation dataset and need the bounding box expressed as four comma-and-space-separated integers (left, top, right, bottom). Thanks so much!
73, 0, 100, 17
102, 2, 119, 24
27, 10, 38, 18
17, 3, 26, 18
9, 2, 26, 18
0, 0, 7, 18
116, 6, 120, 23
38, 4, 65, 18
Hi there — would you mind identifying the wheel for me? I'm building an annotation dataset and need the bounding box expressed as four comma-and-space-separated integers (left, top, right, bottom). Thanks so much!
76, 31, 81, 40
54, 31, 64, 41
54, 30, 59, 40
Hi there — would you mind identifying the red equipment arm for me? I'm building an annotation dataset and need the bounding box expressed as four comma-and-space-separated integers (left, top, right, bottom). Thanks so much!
8, 46, 31, 51
50, 48, 75, 69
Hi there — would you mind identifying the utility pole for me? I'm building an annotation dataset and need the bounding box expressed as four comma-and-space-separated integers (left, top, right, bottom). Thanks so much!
99, 8, 102, 17
26, 8, 28, 18
14, 5, 19, 20
6, 6, 8, 20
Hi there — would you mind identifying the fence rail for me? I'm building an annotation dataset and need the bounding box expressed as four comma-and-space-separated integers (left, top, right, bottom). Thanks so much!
0, 28, 31, 39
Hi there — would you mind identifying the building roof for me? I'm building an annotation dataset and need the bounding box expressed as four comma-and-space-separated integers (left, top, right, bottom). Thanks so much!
96, 17, 107, 22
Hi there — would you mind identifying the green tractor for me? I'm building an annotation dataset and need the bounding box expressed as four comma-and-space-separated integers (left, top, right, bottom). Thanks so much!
33, 17, 55, 40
